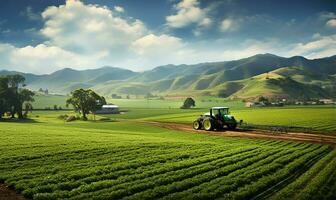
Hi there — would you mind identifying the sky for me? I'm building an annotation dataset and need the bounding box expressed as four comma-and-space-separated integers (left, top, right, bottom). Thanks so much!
0, 0, 335, 74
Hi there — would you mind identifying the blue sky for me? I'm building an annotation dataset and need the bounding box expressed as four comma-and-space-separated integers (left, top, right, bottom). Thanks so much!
0, 0, 335, 74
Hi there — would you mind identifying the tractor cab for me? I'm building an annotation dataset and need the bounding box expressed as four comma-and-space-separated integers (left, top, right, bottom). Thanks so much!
210, 107, 229, 119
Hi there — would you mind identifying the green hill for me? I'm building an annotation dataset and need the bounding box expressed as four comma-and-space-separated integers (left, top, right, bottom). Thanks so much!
1, 54, 335, 99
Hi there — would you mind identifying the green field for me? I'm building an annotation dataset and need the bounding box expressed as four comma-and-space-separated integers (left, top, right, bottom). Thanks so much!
32, 94, 69, 109
1, 114, 336, 200
31, 95, 245, 109
134, 107, 336, 133
32, 95, 336, 133
99, 106, 335, 134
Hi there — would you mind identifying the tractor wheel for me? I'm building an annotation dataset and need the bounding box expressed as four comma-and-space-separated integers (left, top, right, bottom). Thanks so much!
193, 120, 201, 130
228, 124, 237, 130
203, 118, 214, 131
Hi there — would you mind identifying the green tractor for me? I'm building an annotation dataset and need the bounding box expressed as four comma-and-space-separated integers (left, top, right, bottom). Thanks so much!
193, 107, 238, 131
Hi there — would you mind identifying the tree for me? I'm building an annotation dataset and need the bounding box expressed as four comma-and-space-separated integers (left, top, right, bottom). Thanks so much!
66, 89, 106, 120
17, 89, 35, 118
0, 77, 9, 118
23, 102, 33, 118
181, 97, 195, 109
7, 75, 26, 118
145, 92, 155, 99
0, 75, 34, 119
258, 96, 269, 103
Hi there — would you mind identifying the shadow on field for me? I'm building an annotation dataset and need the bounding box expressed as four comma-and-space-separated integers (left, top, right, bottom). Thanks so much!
0, 118, 40, 123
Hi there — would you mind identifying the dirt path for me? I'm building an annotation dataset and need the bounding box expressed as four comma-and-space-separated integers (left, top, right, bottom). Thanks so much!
140, 121, 336, 146
0, 184, 26, 200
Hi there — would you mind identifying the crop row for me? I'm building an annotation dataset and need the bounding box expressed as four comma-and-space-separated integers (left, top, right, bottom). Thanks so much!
158, 143, 316, 200
27, 142, 309, 199
293, 149, 336, 200
64, 148, 283, 200
221, 145, 330, 200
10, 144, 226, 191
270, 148, 336, 200
20, 145, 252, 197
29, 146, 261, 199
7, 140, 285, 189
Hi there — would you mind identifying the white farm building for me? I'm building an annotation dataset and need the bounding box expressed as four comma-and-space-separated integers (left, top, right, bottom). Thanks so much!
95, 105, 119, 114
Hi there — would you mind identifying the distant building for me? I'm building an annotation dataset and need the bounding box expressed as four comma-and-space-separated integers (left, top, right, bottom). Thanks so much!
245, 102, 266, 107
245, 102, 254, 107
246, 101, 283, 107
95, 105, 119, 114
319, 99, 334, 104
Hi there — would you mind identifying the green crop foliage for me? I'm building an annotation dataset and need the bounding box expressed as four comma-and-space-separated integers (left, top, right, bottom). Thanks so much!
135, 106, 336, 133
0, 112, 335, 199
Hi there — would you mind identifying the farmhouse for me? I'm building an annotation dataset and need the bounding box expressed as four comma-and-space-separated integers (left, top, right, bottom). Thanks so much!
95, 105, 119, 114
319, 99, 334, 104
245, 102, 266, 107
245, 102, 254, 107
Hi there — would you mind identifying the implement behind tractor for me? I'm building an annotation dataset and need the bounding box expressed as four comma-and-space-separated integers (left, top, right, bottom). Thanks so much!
193, 107, 238, 131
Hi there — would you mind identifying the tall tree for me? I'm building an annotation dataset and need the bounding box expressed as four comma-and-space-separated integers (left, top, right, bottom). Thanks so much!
7, 75, 26, 118
0, 77, 9, 118
0, 75, 35, 119
66, 89, 106, 120
23, 102, 33, 118
17, 89, 35, 118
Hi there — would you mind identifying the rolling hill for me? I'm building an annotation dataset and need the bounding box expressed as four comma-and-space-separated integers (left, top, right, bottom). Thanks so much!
1, 54, 335, 100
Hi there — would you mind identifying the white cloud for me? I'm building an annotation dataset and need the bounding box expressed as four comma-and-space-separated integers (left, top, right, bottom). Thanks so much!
219, 18, 238, 32
1, 0, 335, 74
129, 34, 187, 67
319, 12, 336, 20
319, 12, 336, 29
41, 0, 147, 56
289, 34, 336, 58
132, 34, 184, 56
0, 1, 189, 73
114, 6, 124, 13
166, 0, 212, 31
326, 19, 336, 28
0, 43, 103, 74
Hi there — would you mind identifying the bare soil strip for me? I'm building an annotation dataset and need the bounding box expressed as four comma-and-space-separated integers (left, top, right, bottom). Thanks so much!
0, 184, 26, 200
141, 121, 336, 145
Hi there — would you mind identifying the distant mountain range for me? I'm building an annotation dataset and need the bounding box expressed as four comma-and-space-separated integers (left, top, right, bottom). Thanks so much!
1, 54, 336, 100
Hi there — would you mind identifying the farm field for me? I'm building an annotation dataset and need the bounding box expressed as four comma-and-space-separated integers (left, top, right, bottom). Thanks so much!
31, 94, 69, 109
1, 115, 336, 200
109, 106, 336, 134
32, 95, 336, 134
32, 94, 245, 109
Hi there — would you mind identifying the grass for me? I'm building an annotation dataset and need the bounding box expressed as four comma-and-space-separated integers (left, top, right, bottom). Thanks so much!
0, 113, 335, 200
106, 97, 245, 109
32, 94, 69, 109
32, 95, 336, 134
129, 106, 336, 133
32, 94, 244, 110
32, 95, 336, 133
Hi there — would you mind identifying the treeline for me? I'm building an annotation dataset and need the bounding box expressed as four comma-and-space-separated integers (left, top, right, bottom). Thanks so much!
0, 74, 35, 119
